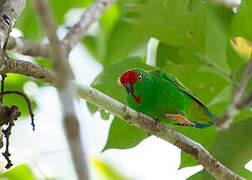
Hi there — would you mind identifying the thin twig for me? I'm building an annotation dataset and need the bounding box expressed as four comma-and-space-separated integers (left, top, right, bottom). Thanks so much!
2, 105, 21, 169
62, 0, 118, 53
0, 90, 35, 131
7, 36, 50, 58
33, 0, 89, 179
236, 91, 252, 109
217, 55, 252, 131
203, 55, 237, 86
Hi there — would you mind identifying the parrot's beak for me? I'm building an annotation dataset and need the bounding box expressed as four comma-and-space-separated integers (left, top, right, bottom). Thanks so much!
125, 84, 134, 95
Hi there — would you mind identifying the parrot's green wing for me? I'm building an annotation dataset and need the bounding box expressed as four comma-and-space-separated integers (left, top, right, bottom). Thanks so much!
152, 70, 215, 127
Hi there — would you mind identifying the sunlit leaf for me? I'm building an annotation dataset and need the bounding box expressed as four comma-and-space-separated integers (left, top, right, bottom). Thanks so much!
103, 117, 147, 151
0, 164, 36, 180
91, 156, 135, 180
231, 37, 252, 61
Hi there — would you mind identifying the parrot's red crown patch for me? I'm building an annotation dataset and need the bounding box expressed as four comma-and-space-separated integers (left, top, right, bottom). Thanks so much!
120, 70, 138, 86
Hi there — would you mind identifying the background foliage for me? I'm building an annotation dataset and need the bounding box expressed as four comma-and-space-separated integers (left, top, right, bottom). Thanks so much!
4, 0, 252, 179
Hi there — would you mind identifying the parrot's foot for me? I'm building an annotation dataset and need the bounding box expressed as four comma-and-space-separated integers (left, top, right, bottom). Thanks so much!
165, 114, 194, 126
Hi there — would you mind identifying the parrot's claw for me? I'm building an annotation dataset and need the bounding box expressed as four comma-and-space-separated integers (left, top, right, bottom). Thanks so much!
147, 118, 159, 136
173, 123, 195, 127
165, 113, 194, 126
153, 117, 160, 129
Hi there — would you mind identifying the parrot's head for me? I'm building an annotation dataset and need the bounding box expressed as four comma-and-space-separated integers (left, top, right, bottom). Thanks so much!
120, 68, 151, 104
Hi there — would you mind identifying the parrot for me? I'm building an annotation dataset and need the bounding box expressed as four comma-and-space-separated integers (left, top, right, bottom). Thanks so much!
119, 68, 215, 128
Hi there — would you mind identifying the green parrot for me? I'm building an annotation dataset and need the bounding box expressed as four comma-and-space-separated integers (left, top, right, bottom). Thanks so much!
119, 68, 215, 128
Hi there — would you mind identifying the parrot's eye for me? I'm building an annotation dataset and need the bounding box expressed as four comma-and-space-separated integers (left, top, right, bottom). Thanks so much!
138, 75, 142, 81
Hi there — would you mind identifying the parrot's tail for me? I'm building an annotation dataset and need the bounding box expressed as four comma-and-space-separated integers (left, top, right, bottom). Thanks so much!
194, 122, 214, 129
202, 106, 216, 121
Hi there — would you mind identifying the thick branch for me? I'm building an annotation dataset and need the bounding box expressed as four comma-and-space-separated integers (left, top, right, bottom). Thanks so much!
33, 0, 89, 179
0, 51, 53, 82
62, 0, 118, 53
217, 56, 252, 131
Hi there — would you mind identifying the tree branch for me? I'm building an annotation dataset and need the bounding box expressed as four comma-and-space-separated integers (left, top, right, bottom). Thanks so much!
33, 0, 89, 179
216, 55, 252, 131
0, 51, 53, 82
7, 36, 50, 58
203, 55, 237, 86
62, 0, 118, 53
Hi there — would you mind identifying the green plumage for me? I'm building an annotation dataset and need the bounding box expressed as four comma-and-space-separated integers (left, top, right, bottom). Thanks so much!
122, 68, 215, 128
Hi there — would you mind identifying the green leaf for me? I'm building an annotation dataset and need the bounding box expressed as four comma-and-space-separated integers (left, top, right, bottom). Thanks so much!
33, 58, 53, 70
187, 171, 202, 180
0, 164, 36, 180
91, 157, 135, 180
231, 0, 252, 41
189, 118, 252, 179
87, 56, 154, 117
82, 36, 99, 60
15, 0, 43, 40
102, 21, 149, 67
123, 0, 203, 48
178, 126, 218, 169
50, 0, 92, 25
82, 3, 149, 66
204, 3, 233, 73
103, 117, 147, 151
156, 42, 205, 67
124, 1, 232, 51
